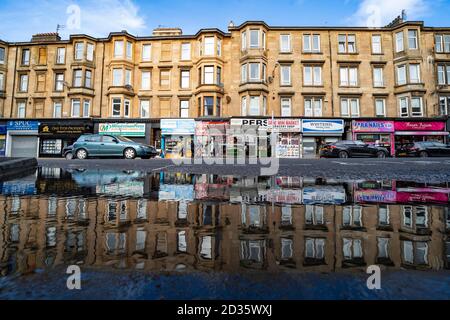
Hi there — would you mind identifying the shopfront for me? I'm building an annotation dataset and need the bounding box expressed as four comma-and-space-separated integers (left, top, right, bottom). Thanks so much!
229, 119, 271, 158
0, 125, 7, 156
39, 121, 93, 158
195, 121, 229, 158
301, 119, 345, 158
268, 119, 301, 159
161, 119, 195, 159
352, 120, 395, 156
6, 121, 39, 158
394, 121, 447, 150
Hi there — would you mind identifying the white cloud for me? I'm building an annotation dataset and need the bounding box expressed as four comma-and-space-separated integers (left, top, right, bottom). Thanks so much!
350, 0, 429, 27
73, 0, 147, 36
0, 0, 147, 41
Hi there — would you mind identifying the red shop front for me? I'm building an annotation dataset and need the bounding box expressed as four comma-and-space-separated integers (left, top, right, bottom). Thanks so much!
394, 121, 447, 149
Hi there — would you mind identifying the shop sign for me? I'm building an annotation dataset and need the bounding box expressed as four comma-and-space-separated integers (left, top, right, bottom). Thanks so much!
96, 181, 144, 197
302, 120, 344, 135
354, 190, 397, 203
1, 181, 37, 196
159, 184, 194, 201
230, 119, 301, 132
161, 119, 195, 135
268, 119, 301, 132
396, 192, 448, 204
303, 187, 346, 205
267, 189, 302, 204
196, 121, 229, 136
0, 125, 7, 134
7, 121, 39, 131
99, 123, 146, 137
231, 119, 268, 127
39, 124, 92, 135
353, 121, 395, 133
395, 121, 446, 132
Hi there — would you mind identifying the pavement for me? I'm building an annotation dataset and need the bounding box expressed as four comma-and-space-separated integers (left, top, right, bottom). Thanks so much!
38, 157, 450, 182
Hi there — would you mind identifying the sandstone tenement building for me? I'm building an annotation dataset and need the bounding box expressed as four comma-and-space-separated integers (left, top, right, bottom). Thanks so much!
0, 16, 449, 158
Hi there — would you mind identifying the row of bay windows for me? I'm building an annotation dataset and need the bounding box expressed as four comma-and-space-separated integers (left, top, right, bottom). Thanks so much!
113, 36, 221, 62
110, 96, 221, 118
242, 29, 433, 55
16, 99, 91, 118
112, 65, 222, 90
16, 69, 93, 93
240, 95, 427, 118
241, 62, 448, 88
18, 43, 94, 67
2, 32, 449, 67
14, 94, 449, 119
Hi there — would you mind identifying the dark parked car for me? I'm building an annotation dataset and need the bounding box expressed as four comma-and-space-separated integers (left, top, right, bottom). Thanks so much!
63, 145, 74, 160
396, 142, 450, 158
320, 140, 389, 159
72, 134, 158, 160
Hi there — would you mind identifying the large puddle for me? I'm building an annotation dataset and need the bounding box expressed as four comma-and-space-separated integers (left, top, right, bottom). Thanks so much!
0, 167, 449, 299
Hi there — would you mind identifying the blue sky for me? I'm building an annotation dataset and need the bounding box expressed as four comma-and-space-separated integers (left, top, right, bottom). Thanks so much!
0, 0, 449, 41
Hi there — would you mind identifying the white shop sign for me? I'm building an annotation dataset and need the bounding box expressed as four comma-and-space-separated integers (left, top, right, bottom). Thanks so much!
231, 119, 301, 132
302, 119, 344, 136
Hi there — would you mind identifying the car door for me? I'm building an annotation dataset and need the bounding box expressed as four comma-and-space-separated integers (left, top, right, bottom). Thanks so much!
101, 135, 121, 156
433, 142, 450, 157
350, 142, 368, 157
425, 142, 440, 157
80, 135, 102, 156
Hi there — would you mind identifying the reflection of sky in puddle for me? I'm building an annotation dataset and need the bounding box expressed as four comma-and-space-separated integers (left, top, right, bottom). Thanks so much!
0, 167, 449, 282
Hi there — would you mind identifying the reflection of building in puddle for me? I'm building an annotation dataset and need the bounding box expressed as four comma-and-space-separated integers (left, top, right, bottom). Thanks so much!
1, 194, 450, 276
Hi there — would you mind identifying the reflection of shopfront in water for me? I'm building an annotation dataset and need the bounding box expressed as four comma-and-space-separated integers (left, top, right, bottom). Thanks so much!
301, 119, 344, 158
394, 121, 447, 149
39, 121, 93, 158
229, 119, 271, 158
195, 121, 229, 158
161, 119, 195, 159
0, 125, 7, 156
352, 120, 395, 156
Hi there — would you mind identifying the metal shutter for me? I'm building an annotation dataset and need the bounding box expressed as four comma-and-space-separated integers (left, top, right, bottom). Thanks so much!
10, 136, 38, 158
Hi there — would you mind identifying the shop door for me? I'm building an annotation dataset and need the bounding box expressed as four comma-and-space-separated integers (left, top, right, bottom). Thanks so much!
10, 136, 38, 158
302, 138, 317, 159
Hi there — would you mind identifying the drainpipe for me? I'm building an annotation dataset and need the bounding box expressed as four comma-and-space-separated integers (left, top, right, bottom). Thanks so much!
327, 30, 335, 117
9, 46, 19, 118
99, 41, 105, 119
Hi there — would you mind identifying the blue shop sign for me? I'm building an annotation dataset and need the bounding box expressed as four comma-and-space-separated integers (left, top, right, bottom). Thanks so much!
0, 125, 7, 134
302, 119, 344, 135
7, 121, 39, 131
161, 119, 195, 135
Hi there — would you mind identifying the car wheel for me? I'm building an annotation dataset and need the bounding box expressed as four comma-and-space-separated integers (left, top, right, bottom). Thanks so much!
76, 149, 88, 160
124, 148, 137, 160
338, 151, 349, 159
65, 152, 74, 160
376, 151, 386, 158
419, 151, 429, 158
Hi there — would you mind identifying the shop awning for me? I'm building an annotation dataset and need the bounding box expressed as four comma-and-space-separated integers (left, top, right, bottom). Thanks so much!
395, 131, 449, 136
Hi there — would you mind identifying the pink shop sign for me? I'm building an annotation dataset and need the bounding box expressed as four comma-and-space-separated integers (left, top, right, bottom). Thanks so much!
353, 121, 395, 133
395, 121, 446, 131
396, 192, 449, 204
